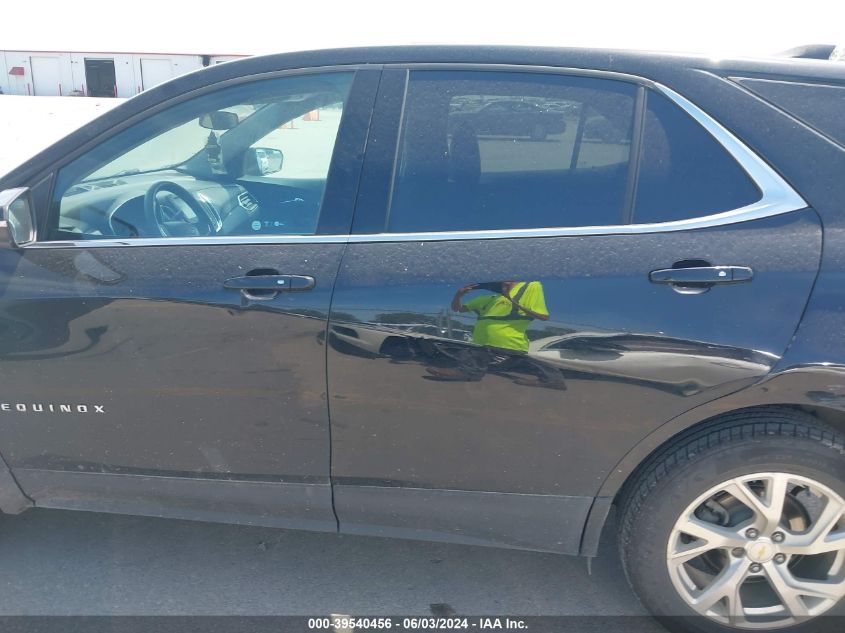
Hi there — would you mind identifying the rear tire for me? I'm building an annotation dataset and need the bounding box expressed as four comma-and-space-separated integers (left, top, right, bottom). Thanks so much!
618, 408, 845, 633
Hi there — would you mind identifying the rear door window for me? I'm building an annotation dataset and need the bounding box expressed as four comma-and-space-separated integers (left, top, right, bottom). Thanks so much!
386, 71, 637, 232
633, 91, 761, 224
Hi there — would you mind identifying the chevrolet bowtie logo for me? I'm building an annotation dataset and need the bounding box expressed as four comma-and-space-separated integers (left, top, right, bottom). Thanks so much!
0, 403, 105, 414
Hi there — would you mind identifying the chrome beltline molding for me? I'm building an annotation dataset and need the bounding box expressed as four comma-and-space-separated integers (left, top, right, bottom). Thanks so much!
24, 78, 807, 250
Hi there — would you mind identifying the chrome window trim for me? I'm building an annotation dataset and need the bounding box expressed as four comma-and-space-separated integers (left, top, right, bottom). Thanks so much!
654, 83, 806, 218
382, 62, 659, 87
27, 235, 351, 248
26, 69, 807, 250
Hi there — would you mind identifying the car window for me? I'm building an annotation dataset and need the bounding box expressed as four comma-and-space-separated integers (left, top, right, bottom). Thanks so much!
82, 104, 265, 181
49, 72, 353, 240
248, 102, 345, 179
386, 71, 637, 233
633, 91, 761, 224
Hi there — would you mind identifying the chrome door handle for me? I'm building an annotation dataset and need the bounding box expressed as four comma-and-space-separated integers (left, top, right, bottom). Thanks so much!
224, 274, 315, 300
224, 274, 315, 291
649, 266, 753, 285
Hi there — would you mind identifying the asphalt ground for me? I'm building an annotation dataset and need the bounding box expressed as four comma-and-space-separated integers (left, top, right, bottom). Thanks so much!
0, 506, 665, 630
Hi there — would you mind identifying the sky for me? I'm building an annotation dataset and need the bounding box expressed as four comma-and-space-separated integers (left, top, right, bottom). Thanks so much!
3, 0, 844, 59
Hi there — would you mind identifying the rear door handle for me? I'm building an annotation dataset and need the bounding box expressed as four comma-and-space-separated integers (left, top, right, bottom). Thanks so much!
224, 274, 315, 293
649, 266, 753, 285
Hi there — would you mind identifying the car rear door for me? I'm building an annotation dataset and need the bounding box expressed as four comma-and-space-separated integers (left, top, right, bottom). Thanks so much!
325, 67, 821, 553
0, 67, 379, 529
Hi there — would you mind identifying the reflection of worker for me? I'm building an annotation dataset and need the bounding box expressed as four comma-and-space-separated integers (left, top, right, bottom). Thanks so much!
452, 281, 549, 352
426, 281, 564, 388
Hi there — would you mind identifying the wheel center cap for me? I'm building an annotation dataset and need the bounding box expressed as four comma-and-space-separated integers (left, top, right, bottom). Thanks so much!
747, 538, 776, 563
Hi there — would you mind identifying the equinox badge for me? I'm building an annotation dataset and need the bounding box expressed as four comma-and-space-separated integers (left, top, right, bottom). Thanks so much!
0, 403, 106, 414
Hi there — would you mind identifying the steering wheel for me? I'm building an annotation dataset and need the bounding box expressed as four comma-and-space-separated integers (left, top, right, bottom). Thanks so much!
144, 181, 221, 237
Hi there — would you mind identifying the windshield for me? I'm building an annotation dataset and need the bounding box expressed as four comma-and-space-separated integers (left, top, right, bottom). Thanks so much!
84, 104, 263, 181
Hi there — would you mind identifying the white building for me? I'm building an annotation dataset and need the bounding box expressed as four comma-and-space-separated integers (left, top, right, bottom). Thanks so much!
0, 50, 245, 97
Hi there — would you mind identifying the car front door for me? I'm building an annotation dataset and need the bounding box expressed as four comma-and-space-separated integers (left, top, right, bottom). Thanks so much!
326, 68, 821, 553
0, 67, 378, 529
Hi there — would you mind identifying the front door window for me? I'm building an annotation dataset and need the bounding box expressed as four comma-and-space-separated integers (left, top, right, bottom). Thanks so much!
50, 72, 354, 239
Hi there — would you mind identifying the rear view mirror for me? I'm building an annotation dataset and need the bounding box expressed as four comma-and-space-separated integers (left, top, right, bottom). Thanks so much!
199, 111, 239, 130
0, 187, 36, 248
243, 147, 284, 176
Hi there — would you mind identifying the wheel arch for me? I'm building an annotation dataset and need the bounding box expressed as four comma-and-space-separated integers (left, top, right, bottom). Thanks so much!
579, 364, 845, 556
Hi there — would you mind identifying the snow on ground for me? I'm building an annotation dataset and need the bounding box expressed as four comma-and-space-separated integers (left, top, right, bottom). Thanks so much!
0, 95, 123, 177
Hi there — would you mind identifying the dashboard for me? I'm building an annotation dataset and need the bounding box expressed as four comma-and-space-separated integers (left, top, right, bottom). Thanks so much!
58, 171, 279, 239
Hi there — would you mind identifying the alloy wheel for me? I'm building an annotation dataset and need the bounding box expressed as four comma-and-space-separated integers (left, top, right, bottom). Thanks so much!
667, 472, 845, 628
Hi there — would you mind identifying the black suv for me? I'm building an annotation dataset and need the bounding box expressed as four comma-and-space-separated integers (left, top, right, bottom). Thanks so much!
1, 46, 844, 632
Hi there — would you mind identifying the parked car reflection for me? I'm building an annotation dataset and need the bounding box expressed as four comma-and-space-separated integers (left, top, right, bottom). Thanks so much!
449, 100, 567, 141
328, 279, 776, 397
529, 332, 778, 394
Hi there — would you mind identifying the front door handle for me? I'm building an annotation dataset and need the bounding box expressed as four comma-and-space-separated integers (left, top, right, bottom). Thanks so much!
649, 266, 753, 285
224, 274, 315, 297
